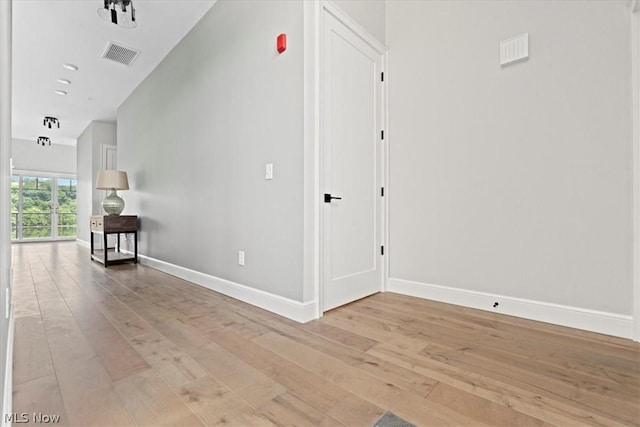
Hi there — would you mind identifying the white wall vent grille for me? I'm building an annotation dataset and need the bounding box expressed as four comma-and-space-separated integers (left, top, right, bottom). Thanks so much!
500, 33, 529, 66
102, 41, 140, 66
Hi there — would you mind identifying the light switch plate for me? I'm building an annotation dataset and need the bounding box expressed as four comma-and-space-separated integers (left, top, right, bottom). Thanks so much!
265, 163, 273, 180
238, 251, 245, 266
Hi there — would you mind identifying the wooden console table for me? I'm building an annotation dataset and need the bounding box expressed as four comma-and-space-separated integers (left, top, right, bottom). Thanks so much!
90, 215, 138, 267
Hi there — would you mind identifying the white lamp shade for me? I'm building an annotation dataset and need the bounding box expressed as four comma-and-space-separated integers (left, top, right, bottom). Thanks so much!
96, 170, 129, 190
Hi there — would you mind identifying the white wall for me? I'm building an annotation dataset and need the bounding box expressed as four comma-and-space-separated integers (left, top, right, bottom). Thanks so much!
118, 0, 305, 301
633, 1, 640, 341
386, 1, 632, 316
76, 124, 93, 244
0, 0, 11, 419
75, 121, 116, 243
90, 122, 117, 216
331, 0, 385, 43
631, 1, 640, 341
11, 138, 76, 174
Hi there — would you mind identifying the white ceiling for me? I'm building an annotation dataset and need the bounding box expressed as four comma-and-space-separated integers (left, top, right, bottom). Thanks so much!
12, 0, 216, 146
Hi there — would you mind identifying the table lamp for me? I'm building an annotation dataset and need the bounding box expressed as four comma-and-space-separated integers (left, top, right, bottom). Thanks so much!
96, 170, 129, 215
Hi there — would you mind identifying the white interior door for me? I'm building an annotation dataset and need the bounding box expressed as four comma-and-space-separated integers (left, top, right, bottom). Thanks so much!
322, 10, 384, 312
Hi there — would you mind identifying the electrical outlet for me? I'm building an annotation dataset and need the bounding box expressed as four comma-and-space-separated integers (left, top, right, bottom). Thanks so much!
238, 251, 245, 266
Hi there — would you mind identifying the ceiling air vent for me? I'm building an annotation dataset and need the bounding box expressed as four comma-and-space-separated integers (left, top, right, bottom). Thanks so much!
102, 41, 140, 66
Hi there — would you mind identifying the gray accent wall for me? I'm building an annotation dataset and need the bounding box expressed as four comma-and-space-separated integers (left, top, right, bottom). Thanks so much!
386, 1, 632, 314
118, 0, 305, 301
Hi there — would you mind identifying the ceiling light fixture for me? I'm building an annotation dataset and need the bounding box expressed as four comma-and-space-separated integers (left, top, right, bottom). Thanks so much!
98, 0, 137, 29
43, 116, 60, 129
37, 136, 51, 147
63, 64, 78, 71
57, 79, 71, 85
54, 90, 67, 96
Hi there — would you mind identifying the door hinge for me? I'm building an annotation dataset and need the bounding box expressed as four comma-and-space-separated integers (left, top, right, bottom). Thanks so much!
381, 187, 384, 197
381, 246, 384, 255
381, 72, 384, 82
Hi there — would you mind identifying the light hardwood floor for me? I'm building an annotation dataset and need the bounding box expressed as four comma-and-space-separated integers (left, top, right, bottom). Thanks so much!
11, 242, 640, 426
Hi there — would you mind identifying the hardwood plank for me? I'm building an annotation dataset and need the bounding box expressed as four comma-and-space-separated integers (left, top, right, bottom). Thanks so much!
427, 382, 552, 427
258, 392, 345, 427
300, 321, 379, 353
247, 319, 368, 367
320, 310, 427, 351
93, 295, 155, 339
191, 342, 286, 408
12, 316, 54, 385
12, 242, 640, 427
347, 300, 640, 422
359, 297, 640, 379
369, 343, 631, 427
64, 296, 151, 382
254, 331, 456, 426
178, 375, 274, 426
53, 356, 136, 427
206, 328, 350, 413
204, 328, 290, 379
129, 332, 209, 388
418, 340, 640, 423
12, 287, 41, 318
150, 316, 211, 354
34, 296, 97, 368
374, 292, 640, 359
114, 370, 205, 427
356, 354, 438, 398
325, 393, 385, 427
12, 374, 68, 427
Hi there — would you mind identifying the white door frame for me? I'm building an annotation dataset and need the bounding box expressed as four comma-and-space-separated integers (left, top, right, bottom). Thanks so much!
102, 144, 117, 169
631, 0, 640, 342
314, 1, 388, 315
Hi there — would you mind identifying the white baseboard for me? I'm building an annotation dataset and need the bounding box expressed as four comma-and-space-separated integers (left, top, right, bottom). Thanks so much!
75, 238, 90, 249
3, 304, 14, 427
137, 254, 318, 323
387, 278, 633, 339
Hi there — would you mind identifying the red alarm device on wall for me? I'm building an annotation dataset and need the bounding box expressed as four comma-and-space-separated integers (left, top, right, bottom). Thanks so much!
277, 33, 287, 54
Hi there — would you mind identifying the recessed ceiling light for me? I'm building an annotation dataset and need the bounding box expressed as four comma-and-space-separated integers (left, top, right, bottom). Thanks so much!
62, 64, 78, 71
54, 90, 67, 96
57, 79, 71, 85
